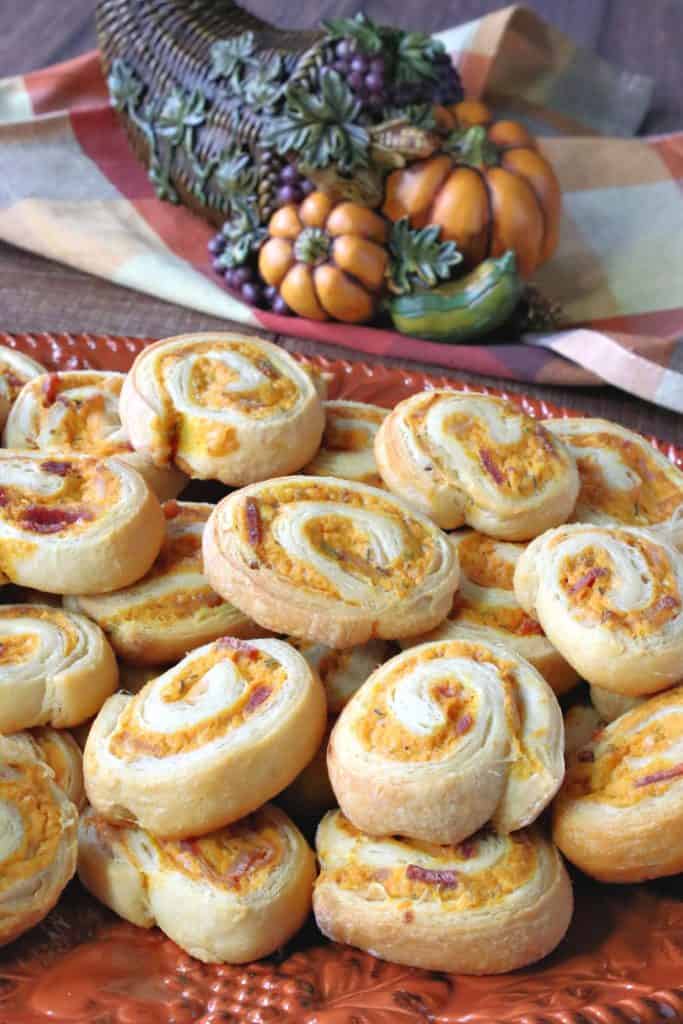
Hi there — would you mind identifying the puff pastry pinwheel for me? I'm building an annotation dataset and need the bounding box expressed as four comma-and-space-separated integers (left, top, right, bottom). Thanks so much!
0, 604, 117, 732
314, 811, 572, 975
0, 452, 165, 594
413, 531, 578, 696
84, 636, 327, 838
328, 637, 564, 844
203, 477, 459, 648
119, 333, 325, 485
544, 417, 683, 547
4, 370, 186, 501
589, 685, 643, 723
563, 704, 602, 757
554, 685, 683, 882
303, 401, 387, 486
0, 734, 78, 946
514, 524, 683, 696
66, 501, 260, 665
374, 390, 579, 538
279, 638, 394, 822
78, 803, 315, 963
0, 727, 85, 808
0, 345, 46, 430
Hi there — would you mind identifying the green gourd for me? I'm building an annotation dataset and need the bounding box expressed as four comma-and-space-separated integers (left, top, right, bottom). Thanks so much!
389, 251, 522, 342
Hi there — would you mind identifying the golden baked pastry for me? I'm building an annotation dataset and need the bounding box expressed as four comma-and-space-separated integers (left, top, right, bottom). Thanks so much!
374, 390, 579, 538
0, 452, 165, 594
0, 604, 117, 732
544, 417, 683, 547
203, 476, 459, 648
1, 727, 85, 809
279, 638, 394, 823
78, 803, 315, 963
515, 524, 683, 696
563, 704, 602, 757
303, 400, 387, 486
314, 811, 572, 974
0, 345, 46, 430
554, 685, 683, 882
66, 501, 260, 665
0, 734, 78, 946
589, 685, 643, 722
412, 530, 578, 695
328, 636, 564, 844
119, 332, 325, 485
84, 636, 327, 838
4, 370, 186, 500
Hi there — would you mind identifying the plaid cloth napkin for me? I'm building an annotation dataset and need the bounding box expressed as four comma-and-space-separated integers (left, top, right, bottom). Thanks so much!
1, 4, 682, 411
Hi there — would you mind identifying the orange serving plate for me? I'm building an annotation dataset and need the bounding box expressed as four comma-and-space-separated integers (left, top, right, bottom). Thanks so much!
1, 331, 683, 1024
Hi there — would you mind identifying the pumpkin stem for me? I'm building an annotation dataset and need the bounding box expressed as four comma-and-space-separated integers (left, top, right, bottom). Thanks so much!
294, 227, 332, 265
443, 124, 500, 167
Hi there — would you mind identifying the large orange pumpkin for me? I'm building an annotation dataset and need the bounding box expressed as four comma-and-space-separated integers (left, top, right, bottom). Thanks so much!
382, 101, 561, 278
259, 192, 388, 323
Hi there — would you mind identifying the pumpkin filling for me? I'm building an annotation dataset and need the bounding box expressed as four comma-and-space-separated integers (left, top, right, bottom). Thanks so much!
0, 459, 121, 535
451, 533, 543, 636
568, 432, 683, 525
407, 397, 563, 499
25, 373, 129, 457
558, 535, 681, 635
323, 406, 386, 453
0, 763, 64, 891
0, 607, 79, 659
159, 810, 286, 892
325, 817, 537, 908
240, 481, 438, 602
109, 643, 286, 759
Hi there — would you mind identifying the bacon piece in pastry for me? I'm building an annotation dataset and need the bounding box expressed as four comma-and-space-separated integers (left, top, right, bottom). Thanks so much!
0, 345, 46, 430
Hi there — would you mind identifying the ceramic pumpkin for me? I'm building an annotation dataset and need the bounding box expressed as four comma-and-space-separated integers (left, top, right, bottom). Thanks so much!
383, 101, 561, 278
259, 192, 389, 323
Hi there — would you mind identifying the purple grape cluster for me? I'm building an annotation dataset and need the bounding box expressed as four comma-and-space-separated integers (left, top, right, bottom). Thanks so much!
208, 234, 290, 314
392, 51, 464, 108
327, 39, 387, 114
274, 162, 315, 208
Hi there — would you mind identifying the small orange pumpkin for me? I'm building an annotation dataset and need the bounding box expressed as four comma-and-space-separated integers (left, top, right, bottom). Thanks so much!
383, 101, 561, 278
259, 192, 389, 323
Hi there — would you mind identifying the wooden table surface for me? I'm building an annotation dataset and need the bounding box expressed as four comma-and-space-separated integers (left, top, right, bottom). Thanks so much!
1, 0, 682, 446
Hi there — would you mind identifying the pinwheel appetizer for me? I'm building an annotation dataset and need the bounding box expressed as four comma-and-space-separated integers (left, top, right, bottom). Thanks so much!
514, 525, 683, 695
374, 391, 579, 538
120, 333, 325, 485
413, 530, 578, 695
545, 417, 683, 548
0, 452, 165, 594
66, 501, 260, 665
203, 477, 460, 648
78, 804, 315, 963
0, 345, 46, 430
0, 605, 117, 732
0, 735, 78, 946
5, 370, 186, 501
314, 811, 572, 974
563, 704, 603, 757
1, 727, 85, 808
328, 637, 564, 844
279, 638, 395, 822
554, 686, 683, 882
303, 401, 388, 487
84, 637, 326, 838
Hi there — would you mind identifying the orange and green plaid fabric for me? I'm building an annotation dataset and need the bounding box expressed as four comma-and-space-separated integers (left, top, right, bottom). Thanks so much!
0, 4, 681, 411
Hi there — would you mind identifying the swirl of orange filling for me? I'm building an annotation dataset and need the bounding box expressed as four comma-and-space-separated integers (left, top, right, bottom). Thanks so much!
4, 370, 186, 500
374, 391, 579, 537
545, 417, 683, 544
515, 525, 683, 696
554, 685, 683, 882
120, 333, 325, 485
0, 750, 78, 946
84, 637, 326, 838
314, 810, 572, 974
78, 803, 315, 963
67, 501, 259, 665
328, 637, 564, 844
304, 401, 387, 486
0, 345, 46, 430
203, 477, 459, 649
